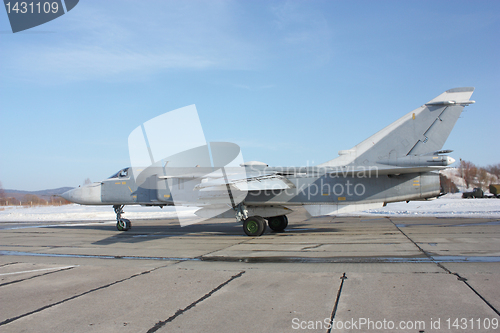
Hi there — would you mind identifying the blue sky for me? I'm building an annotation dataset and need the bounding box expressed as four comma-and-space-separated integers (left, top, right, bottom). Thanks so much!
1, 0, 499, 191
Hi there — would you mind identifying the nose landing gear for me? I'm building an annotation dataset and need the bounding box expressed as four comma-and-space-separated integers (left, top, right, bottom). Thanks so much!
114, 205, 132, 231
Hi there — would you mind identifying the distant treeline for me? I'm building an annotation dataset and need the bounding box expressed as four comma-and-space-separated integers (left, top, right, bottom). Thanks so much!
0, 182, 71, 206
441, 161, 500, 193
459, 160, 499, 189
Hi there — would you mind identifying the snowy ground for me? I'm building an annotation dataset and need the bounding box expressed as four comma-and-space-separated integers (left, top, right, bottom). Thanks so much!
0, 205, 197, 222
0, 193, 499, 222
357, 193, 500, 218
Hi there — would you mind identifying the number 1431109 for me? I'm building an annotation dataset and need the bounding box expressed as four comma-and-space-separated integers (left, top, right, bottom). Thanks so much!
5, 2, 60, 14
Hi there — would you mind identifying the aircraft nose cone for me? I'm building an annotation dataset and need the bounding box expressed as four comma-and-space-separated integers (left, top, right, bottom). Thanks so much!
447, 156, 456, 165
60, 189, 72, 202
59, 184, 102, 205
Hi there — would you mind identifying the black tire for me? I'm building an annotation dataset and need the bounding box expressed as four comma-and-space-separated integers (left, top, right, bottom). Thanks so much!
243, 216, 266, 236
116, 218, 131, 231
267, 215, 288, 232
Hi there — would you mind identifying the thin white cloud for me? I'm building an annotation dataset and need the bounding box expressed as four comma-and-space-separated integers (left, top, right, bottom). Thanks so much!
2, 1, 251, 82
1, 0, 334, 84
269, 1, 333, 60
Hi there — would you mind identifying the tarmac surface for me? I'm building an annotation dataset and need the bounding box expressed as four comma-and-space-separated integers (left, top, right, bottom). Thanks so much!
0, 208, 499, 332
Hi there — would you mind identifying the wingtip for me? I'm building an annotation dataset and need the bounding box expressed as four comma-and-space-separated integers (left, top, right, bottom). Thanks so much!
446, 87, 475, 93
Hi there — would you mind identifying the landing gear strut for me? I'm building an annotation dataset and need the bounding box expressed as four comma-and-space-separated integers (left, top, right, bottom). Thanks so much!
234, 204, 264, 236
113, 205, 131, 231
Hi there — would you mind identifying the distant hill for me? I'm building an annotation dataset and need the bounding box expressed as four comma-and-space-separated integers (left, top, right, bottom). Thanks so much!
440, 168, 498, 193
3, 187, 74, 202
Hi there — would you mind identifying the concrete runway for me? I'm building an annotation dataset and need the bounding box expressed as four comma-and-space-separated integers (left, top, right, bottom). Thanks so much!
1, 208, 499, 332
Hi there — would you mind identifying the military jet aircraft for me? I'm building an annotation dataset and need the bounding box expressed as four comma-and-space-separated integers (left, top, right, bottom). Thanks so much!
61, 87, 475, 236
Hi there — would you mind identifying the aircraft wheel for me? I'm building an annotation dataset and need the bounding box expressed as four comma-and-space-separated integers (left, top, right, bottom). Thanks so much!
117, 218, 131, 231
267, 215, 288, 232
243, 216, 266, 236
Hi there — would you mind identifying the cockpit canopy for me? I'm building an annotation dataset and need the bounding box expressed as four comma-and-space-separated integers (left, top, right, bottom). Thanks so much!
108, 167, 130, 179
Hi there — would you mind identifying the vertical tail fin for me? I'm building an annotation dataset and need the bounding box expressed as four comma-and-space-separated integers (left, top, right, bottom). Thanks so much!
318, 87, 475, 167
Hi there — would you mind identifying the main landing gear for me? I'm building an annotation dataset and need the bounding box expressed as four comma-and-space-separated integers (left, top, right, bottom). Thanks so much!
242, 215, 289, 236
267, 215, 288, 232
243, 216, 267, 236
236, 204, 289, 236
113, 205, 131, 231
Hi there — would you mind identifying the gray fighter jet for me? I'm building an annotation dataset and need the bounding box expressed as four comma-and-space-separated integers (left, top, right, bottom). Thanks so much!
61, 88, 475, 236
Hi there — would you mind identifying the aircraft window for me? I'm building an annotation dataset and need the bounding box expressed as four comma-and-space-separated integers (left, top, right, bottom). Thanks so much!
108, 168, 130, 179
108, 171, 120, 179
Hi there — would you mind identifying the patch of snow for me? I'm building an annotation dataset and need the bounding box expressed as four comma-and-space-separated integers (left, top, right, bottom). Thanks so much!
441, 168, 468, 192
440, 167, 499, 194
0, 204, 197, 222
349, 193, 500, 218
